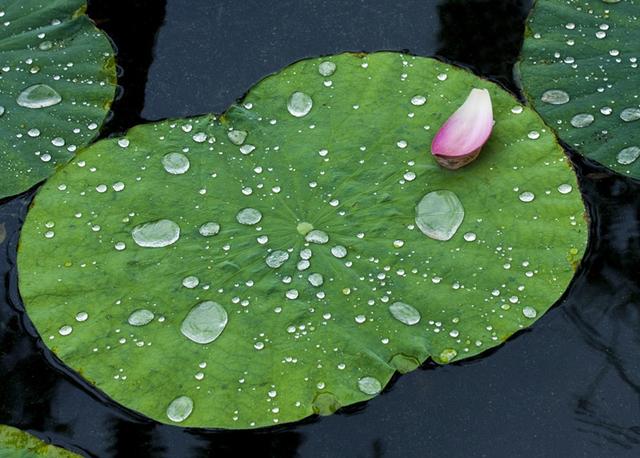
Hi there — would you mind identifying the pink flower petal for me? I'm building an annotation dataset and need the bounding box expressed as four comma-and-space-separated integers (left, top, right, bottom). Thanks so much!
431, 88, 494, 169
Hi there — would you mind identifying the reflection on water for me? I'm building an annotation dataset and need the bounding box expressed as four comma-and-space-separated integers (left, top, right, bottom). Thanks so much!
0, 0, 639, 456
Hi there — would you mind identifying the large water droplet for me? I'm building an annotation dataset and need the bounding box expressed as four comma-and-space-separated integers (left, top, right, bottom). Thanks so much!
439, 348, 458, 363
162, 153, 190, 175
180, 301, 228, 344
388, 302, 421, 325
620, 108, 640, 122
617, 146, 640, 165
519, 191, 535, 203
541, 89, 570, 105
166, 396, 193, 423
16, 84, 62, 109
308, 273, 324, 286
415, 190, 464, 241
358, 376, 382, 395
287, 91, 313, 117
132, 219, 180, 248
236, 208, 262, 225
410, 95, 427, 106
227, 129, 248, 145
570, 113, 595, 128
266, 250, 289, 268
296, 221, 314, 235
522, 306, 537, 319
128, 309, 155, 326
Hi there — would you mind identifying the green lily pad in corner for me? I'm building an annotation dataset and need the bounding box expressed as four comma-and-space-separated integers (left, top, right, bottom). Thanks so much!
518, 0, 640, 178
18, 52, 588, 429
0, 0, 117, 200
0, 425, 79, 458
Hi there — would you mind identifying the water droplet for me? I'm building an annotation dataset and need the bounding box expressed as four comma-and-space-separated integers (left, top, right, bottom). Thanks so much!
570, 113, 595, 128
318, 61, 336, 77
118, 138, 130, 148
16, 84, 62, 108
541, 89, 570, 105
600, 106, 613, 116
437, 73, 448, 81
388, 302, 421, 325
180, 301, 228, 344
58, 325, 72, 336
266, 250, 289, 268
227, 129, 247, 145
236, 208, 262, 225
308, 273, 324, 287
527, 131, 540, 140
519, 192, 535, 203
463, 232, 477, 242
617, 146, 640, 165
415, 190, 464, 241
240, 144, 255, 155
305, 230, 329, 244
620, 108, 640, 122
331, 245, 347, 258
132, 219, 180, 248
296, 222, 314, 235
358, 376, 382, 395
27, 128, 40, 137
287, 91, 313, 117
522, 306, 537, 319
162, 153, 190, 175
286, 289, 299, 300
0, 106, 4, 117
75, 312, 88, 322
199, 222, 220, 236
166, 396, 193, 423
182, 276, 200, 288
51, 137, 65, 147
511, 106, 523, 114
403, 171, 416, 181
128, 309, 155, 326
557, 184, 573, 194
410, 95, 426, 106
439, 348, 458, 363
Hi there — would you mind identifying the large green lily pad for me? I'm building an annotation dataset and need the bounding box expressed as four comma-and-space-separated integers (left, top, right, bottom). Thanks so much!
518, 0, 640, 178
0, 425, 78, 458
0, 0, 116, 200
18, 52, 587, 429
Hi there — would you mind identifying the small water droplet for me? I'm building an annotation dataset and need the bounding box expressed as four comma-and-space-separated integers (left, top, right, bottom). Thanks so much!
227, 129, 247, 145
132, 219, 180, 248
410, 95, 426, 106
331, 245, 347, 258
463, 232, 477, 242
541, 90, 570, 105
16, 84, 62, 108
128, 309, 155, 326
415, 190, 464, 241
388, 302, 421, 325
162, 153, 190, 174
308, 273, 324, 286
557, 184, 573, 194
266, 250, 289, 268
236, 208, 262, 225
570, 113, 595, 128
439, 348, 458, 363
318, 61, 336, 77
358, 376, 382, 395
519, 191, 535, 203
305, 230, 329, 244
166, 396, 193, 423
287, 91, 313, 117
182, 276, 200, 288
620, 108, 640, 122
181, 301, 228, 344
617, 146, 640, 165
199, 222, 220, 236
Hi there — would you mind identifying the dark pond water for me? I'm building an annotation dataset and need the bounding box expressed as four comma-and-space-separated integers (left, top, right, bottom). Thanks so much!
2, 0, 640, 456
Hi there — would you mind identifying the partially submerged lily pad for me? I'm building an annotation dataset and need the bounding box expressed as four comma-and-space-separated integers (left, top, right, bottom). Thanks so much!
0, 425, 78, 457
18, 52, 587, 429
0, 0, 117, 200
518, 0, 640, 178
